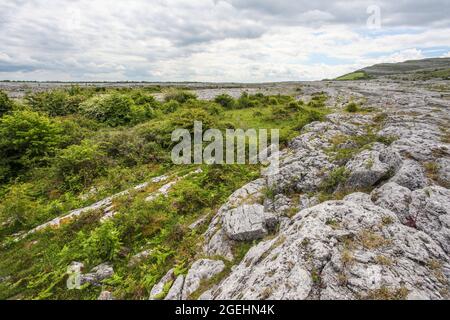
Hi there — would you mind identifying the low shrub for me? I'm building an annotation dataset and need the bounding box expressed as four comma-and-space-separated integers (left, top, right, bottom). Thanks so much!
319, 167, 349, 194
161, 100, 180, 114
345, 102, 360, 113
52, 140, 108, 192
0, 90, 13, 117
164, 89, 197, 103
80, 93, 134, 127
214, 94, 236, 109
78, 221, 122, 264
26, 90, 86, 116
0, 110, 65, 180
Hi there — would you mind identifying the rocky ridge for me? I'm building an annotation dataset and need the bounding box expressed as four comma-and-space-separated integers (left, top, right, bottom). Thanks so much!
151, 80, 450, 300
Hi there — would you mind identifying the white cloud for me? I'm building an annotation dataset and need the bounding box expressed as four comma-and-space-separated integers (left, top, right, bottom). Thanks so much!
0, 0, 449, 81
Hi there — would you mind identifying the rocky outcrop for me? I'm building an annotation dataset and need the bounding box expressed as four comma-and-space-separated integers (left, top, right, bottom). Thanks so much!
204, 200, 449, 300
437, 158, 450, 188
149, 269, 175, 300
264, 194, 292, 215
409, 186, 450, 254
192, 81, 450, 300
165, 275, 184, 300
389, 159, 427, 190
80, 263, 114, 286
181, 259, 225, 300
343, 192, 372, 204
223, 204, 275, 241
18, 173, 183, 239
298, 194, 319, 211
203, 179, 266, 260
345, 144, 402, 190
371, 182, 412, 224
128, 249, 153, 267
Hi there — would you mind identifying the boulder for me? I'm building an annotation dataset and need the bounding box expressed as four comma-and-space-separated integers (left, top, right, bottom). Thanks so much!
165, 275, 184, 300
437, 158, 450, 188
345, 144, 401, 190
149, 269, 175, 300
343, 192, 372, 205
80, 263, 114, 286
390, 160, 427, 190
371, 182, 412, 224
181, 259, 225, 300
222, 204, 269, 241
409, 186, 450, 254
98, 290, 114, 300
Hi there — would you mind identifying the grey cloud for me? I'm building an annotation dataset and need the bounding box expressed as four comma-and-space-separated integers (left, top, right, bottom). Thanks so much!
223, 0, 450, 27
0, 0, 449, 81
0, 63, 37, 73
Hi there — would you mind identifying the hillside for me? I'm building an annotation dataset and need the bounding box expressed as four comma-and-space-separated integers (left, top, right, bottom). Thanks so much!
336, 57, 450, 80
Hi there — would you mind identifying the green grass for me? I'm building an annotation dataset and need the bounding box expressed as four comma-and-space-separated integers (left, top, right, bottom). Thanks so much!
336, 71, 371, 81
411, 68, 450, 80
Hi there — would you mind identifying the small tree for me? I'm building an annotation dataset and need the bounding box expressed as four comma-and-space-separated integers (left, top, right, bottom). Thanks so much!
164, 89, 197, 103
26, 90, 82, 116
214, 94, 235, 109
0, 90, 13, 117
80, 93, 134, 127
53, 140, 107, 192
0, 111, 64, 179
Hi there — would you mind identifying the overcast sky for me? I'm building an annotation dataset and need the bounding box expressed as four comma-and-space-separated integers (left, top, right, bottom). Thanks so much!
1, 0, 450, 82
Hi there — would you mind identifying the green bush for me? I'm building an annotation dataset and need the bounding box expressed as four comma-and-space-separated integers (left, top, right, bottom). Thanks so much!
345, 102, 360, 113
170, 108, 218, 132
164, 89, 197, 103
236, 92, 259, 109
171, 180, 212, 216
269, 105, 291, 120
285, 101, 303, 112
0, 110, 64, 180
130, 91, 159, 107
130, 104, 156, 125
80, 93, 134, 127
0, 183, 45, 232
160, 100, 179, 114
0, 90, 13, 117
52, 140, 108, 192
319, 167, 349, 193
79, 221, 122, 264
26, 90, 85, 116
97, 130, 159, 166
214, 94, 235, 109
307, 93, 328, 108
268, 97, 279, 105
296, 109, 326, 130
135, 119, 175, 149
58, 115, 104, 147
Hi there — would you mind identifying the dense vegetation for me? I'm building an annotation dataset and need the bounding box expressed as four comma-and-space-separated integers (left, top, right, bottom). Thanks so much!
0, 86, 330, 299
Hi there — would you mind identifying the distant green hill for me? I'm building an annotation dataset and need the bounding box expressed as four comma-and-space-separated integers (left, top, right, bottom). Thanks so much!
336, 57, 450, 80
335, 71, 372, 81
